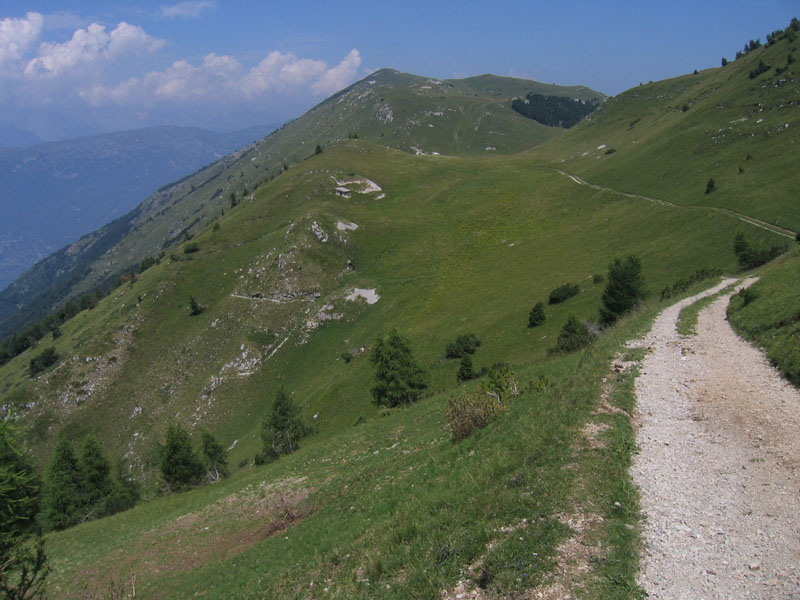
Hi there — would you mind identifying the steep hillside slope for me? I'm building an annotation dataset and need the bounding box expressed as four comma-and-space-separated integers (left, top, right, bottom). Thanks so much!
0, 125, 274, 290
0, 69, 602, 339
532, 31, 800, 231
0, 140, 773, 474
13, 136, 787, 598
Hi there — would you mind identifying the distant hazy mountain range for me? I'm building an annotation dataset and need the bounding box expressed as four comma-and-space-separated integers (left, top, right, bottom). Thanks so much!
0, 124, 275, 291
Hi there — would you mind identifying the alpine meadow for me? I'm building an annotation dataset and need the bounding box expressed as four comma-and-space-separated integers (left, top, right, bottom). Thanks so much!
1, 16, 799, 600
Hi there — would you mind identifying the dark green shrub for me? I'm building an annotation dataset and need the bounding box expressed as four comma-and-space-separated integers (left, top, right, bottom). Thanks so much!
705, 178, 716, 194
599, 255, 645, 326
183, 242, 200, 254
592, 274, 605, 284
551, 316, 594, 353
528, 302, 545, 328
548, 282, 579, 304
738, 287, 758, 306
733, 232, 787, 269
660, 267, 722, 300
748, 59, 771, 79
189, 296, 204, 316
29, 348, 59, 377
445, 333, 481, 358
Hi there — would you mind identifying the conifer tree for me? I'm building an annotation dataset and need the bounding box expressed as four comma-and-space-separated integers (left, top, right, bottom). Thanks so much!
370, 329, 428, 407
79, 436, 112, 515
599, 255, 645, 326
0, 422, 47, 597
159, 424, 203, 491
261, 388, 309, 458
42, 439, 84, 530
200, 430, 228, 481
457, 355, 474, 382
528, 302, 546, 328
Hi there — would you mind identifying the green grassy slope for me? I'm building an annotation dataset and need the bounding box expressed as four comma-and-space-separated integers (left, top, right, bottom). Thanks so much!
3, 25, 799, 597
1, 140, 765, 476
728, 249, 800, 385
533, 33, 800, 231
0, 70, 602, 339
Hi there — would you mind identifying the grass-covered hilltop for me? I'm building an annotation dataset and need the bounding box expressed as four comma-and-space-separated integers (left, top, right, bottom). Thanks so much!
1, 17, 798, 599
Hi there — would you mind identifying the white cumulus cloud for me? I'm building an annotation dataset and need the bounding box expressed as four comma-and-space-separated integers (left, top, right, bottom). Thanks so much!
85, 48, 363, 107
159, 1, 217, 19
311, 49, 361, 95
24, 21, 164, 77
0, 12, 43, 68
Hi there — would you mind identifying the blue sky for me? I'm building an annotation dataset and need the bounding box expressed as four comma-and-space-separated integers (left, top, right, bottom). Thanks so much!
0, 1, 797, 140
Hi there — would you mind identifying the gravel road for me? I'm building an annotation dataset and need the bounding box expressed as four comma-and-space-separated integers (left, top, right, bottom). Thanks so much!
630, 279, 800, 599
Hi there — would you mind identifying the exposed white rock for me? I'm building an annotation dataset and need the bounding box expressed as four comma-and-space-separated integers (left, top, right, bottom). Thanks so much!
346, 288, 380, 304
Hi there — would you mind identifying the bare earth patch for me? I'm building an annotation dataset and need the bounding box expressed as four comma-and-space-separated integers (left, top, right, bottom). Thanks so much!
631, 279, 800, 598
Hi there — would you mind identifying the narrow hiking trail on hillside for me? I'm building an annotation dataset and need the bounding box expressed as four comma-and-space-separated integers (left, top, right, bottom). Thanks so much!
630, 279, 800, 599
545, 167, 796, 240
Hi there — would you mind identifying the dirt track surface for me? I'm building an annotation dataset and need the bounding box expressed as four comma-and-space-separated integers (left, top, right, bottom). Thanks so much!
630, 279, 800, 599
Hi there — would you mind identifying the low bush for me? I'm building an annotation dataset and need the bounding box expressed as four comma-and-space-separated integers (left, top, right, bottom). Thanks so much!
733, 232, 787, 270
738, 287, 758, 306
548, 283, 579, 305
183, 242, 200, 254
550, 316, 594, 354
660, 267, 722, 300
29, 347, 59, 377
447, 390, 505, 442
445, 333, 481, 358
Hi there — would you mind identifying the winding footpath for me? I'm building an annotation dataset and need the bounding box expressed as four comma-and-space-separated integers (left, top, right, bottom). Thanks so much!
546, 167, 796, 240
630, 279, 800, 599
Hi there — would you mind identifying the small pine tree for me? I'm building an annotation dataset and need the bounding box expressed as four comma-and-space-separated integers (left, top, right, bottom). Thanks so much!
189, 296, 204, 316
79, 436, 112, 516
261, 388, 309, 458
315, 144, 323, 155
705, 178, 716, 194
457, 355, 474, 382
200, 430, 228, 481
42, 439, 84, 530
528, 302, 545, 328
599, 255, 646, 326
0, 422, 48, 598
160, 424, 203, 491
370, 329, 428, 407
